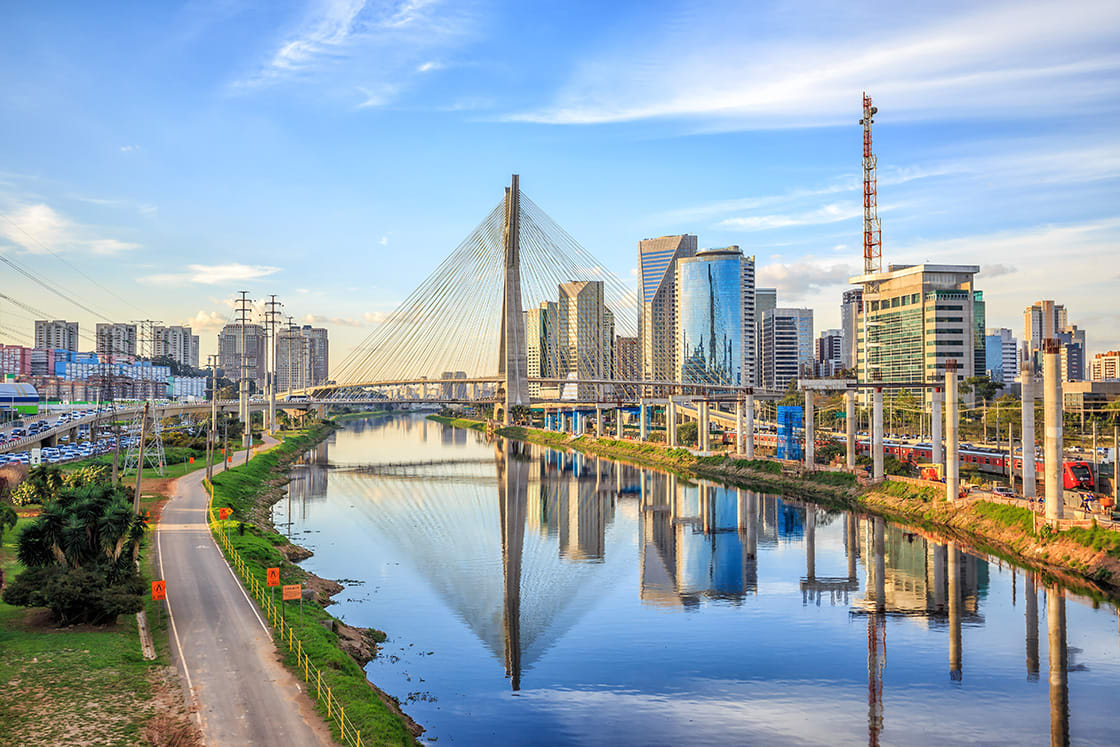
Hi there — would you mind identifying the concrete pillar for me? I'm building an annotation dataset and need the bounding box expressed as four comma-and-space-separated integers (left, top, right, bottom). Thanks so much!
595, 405, 602, 436
948, 541, 962, 681
1047, 586, 1069, 746
872, 387, 884, 481
1043, 340, 1064, 521
745, 394, 755, 459
615, 408, 623, 438
804, 390, 815, 469
639, 398, 648, 441
736, 399, 745, 456
1025, 573, 1039, 680
805, 507, 816, 580
698, 400, 709, 451
932, 386, 943, 467
667, 402, 678, 447
946, 368, 960, 501
846, 390, 856, 468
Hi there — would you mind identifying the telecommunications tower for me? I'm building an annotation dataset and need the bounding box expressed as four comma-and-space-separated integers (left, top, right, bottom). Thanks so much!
860, 93, 881, 275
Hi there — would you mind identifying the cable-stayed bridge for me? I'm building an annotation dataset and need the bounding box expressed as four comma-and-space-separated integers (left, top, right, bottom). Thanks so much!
291, 175, 780, 421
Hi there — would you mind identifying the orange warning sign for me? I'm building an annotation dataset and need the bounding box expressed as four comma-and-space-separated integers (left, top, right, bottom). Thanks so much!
282, 584, 302, 601
218, 507, 232, 520
266, 567, 280, 587
151, 580, 166, 601
227, 456, 233, 463
189, 457, 195, 464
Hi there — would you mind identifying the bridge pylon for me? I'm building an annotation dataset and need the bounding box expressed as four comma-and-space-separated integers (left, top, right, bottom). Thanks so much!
497, 174, 530, 423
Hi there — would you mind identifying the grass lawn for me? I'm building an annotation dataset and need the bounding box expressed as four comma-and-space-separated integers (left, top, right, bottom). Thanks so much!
0, 505, 195, 745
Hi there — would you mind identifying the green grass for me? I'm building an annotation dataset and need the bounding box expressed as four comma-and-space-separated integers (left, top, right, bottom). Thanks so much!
876, 479, 942, 503
0, 510, 180, 745
730, 458, 783, 475
807, 470, 857, 487
208, 425, 416, 746
973, 500, 1036, 533
1061, 523, 1120, 559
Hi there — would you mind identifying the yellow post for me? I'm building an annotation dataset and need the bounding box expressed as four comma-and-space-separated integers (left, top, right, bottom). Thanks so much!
288, 626, 293, 651
317, 669, 321, 699
357, 730, 361, 747
300, 640, 306, 680
327, 686, 332, 718
339, 705, 345, 735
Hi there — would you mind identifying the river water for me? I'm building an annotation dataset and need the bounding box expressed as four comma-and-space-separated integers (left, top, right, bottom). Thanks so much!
275, 415, 1120, 746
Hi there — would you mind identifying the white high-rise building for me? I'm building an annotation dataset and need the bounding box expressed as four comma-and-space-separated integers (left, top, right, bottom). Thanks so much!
525, 301, 559, 397
34, 320, 79, 352
840, 288, 863, 372
153, 325, 200, 369
638, 235, 697, 383
558, 280, 612, 399
95, 323, 138, 358
761, 308, 813, 390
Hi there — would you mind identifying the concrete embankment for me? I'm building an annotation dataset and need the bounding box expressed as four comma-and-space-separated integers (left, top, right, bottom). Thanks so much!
431, 415, 1120, 601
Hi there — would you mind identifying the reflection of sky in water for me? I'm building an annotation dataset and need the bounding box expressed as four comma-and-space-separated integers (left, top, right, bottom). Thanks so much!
276, 414, 1120, 746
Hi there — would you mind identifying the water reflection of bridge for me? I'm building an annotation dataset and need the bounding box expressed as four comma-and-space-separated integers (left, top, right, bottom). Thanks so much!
292, 421, 1086, 743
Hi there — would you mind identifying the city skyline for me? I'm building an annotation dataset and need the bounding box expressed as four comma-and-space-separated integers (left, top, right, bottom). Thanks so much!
0, 1, 1117, 364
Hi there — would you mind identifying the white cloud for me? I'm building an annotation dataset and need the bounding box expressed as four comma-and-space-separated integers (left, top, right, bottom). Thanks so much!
757, 260, 855, 301
719, 203, 862, 231
511, 1, 1120, 128
0, 202, 140, 254
180, 309, 230, 333
978, 263, 1017, 279
236, 0, 479, 109
119, 145, 140, 153
141, 263, 281, 285
302, 313, 378, 327
378, 235, 389, 246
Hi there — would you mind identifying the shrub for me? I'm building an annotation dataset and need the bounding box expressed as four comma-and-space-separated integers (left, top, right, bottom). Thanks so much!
3, 565, 144, 625
808, 470, 857, 487
731, 458, 782, 474
677, 422, 698, 446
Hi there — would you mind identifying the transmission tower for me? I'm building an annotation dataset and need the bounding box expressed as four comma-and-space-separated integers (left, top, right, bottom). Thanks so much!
860, 93, 882, 276
235, 291, 253, 448
264, 295, 282, 434
122, 408, 166, 476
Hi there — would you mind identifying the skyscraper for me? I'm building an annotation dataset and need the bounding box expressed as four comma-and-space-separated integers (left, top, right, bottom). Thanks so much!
95, 323, 138, 358
674, 247, 755, 385
300, 325, 329, 385
558, 280, 612, 399
638, 235, 697, 382
840, 288, 863, 371
34, 320, 79, 352
1024, 300, 1085, 380
218, 323, 267, 389
851, 263, 981, 401
816, 329, 843, 377
761, 308, 812, 390
984, 328, 1018, 385
754, 288, 777, 386
525, 301, 559, 397
153, 325, 200, 370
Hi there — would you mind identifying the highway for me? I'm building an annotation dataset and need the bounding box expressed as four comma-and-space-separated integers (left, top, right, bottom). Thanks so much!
156, 444, 330, 746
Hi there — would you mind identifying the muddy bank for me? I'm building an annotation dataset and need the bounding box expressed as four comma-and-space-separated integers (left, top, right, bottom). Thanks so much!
435, 415, 1120, 602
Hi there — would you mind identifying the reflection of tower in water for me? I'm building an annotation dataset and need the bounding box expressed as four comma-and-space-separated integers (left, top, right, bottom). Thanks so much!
495, 438, 527, 690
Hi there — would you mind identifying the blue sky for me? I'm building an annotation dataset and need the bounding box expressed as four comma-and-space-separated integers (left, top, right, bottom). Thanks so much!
0, 0, 1118, 364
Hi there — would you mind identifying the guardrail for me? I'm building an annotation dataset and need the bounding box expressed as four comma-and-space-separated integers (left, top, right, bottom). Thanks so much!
205, 482, 366, 747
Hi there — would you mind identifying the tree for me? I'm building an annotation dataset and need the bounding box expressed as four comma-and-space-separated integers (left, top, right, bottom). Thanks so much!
3, 477, 146, 625
0, 504, 16, 545
677, 421, 698, 446
962, 375, 1003, 404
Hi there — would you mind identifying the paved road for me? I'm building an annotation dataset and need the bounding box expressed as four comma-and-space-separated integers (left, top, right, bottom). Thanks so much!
156, 444, 330, 746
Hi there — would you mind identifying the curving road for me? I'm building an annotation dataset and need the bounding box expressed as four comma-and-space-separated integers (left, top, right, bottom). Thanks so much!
156, 444, 330, 745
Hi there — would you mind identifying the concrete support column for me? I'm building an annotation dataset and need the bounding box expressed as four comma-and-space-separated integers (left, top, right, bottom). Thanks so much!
698, 400, 710, 452
1047, 586, 1069, 746
846, 390, 856, 469
804, 390, 815, 469
949, 541, 962, 681
745, 394, 755, 459
872, 387, 884, 481
736, 399, 745, 456
1043, 340, 1064, 522
615, 408, 623, 438
932, 387, 943, 468
946, 368, 960, 502
667, 402, 678, 447
639, 398, 648, 441
595, 405, 602, 436
1025, 573, 1039, 680
1022, 358, 1037, 499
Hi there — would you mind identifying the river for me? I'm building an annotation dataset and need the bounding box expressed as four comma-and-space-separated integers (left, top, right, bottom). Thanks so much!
274, 414, 1120, 746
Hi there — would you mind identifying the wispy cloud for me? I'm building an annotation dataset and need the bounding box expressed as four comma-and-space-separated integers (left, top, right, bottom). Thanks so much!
302, 312, 386, 327
141, 263, 281, 286
757, 259, 855, 301
235, 0, 479, 108
0, 202, 140, 255
180, 309, 230, 333
510, 1, 1120, 128
719, 203, 862, 231
119, 145, 140, 153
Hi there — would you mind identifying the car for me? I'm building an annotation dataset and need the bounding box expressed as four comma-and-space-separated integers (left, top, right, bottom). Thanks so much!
992, 485, 1015, 498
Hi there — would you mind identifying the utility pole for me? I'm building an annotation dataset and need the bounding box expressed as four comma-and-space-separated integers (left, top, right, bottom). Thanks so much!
133, 401, 149, 512
265, 295, 282, 435
207, 354, 218, 483
235, 291, 253, 450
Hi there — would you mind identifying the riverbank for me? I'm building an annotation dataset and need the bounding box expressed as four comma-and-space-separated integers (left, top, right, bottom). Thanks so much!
207, 420, 422, 744
331, 409, 395, 423
431, 415, 1120, 601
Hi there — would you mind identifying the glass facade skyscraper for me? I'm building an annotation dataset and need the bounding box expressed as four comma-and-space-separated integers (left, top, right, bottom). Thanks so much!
675, 248, 749, 385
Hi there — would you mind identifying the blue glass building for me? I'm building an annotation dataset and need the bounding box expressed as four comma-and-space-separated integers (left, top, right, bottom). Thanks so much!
676, 248, 745, 385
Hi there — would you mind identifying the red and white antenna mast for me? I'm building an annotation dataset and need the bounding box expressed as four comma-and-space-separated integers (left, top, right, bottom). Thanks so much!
860, 92, 881, 275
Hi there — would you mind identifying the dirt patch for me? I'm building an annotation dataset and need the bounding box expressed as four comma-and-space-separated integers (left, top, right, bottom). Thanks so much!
304, 572, 343, 606
138, 477, 177, 500
278, 543, 313, 562
335, 620, 383, 665
143, 666, 203, 747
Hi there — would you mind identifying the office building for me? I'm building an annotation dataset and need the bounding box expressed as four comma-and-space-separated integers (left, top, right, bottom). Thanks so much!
439, 371, 468, 399
217, 323, 267, 389
558, 280, 613, 399
1090, 351, 1120, 382
984, 328, 1018, 385
525, 301, 560, 397
34, 320, 79, 352
761, 308, 813, 390
674, 247, 755, 385
301, 325, 329, 385
275, 327, 310, 392
840, 288, 862, 371
755, 288, 777, 386
816, 329, 843, 377
1024, 300, 1065, 359
851, 264, 981, 398
616, 336, 639, 381
153, 325, 200, 370
95, 323, 138, 358
638, 235, 697, 382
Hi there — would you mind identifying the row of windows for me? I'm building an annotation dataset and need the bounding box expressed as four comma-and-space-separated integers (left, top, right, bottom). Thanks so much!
868, 292, 922, 312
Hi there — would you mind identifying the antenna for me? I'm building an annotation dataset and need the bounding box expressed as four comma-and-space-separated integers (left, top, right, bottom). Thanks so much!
860, 93, 882, 275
